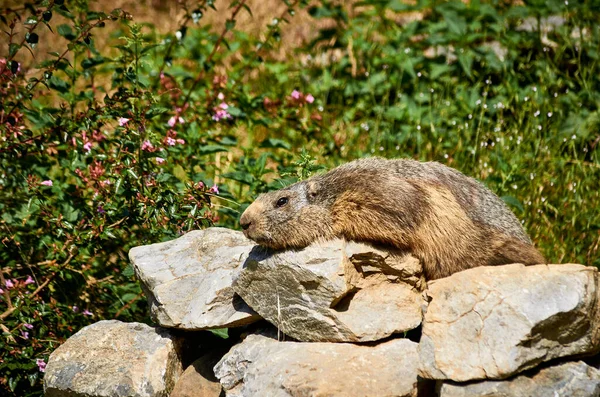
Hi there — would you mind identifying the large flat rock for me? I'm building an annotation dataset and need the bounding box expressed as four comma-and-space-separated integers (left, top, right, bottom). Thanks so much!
44, 320, 184, 397
439, 361, 600, 397
419, 264, 600, 382
129, 228, 261, 329
233, 240, 425, 342
214, 333, 421, 397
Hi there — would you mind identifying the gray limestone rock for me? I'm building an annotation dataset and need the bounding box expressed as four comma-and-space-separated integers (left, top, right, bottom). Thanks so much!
419, 264, 600, 382
129, 228, 260, 330
214, 333, 421, 397
44, 320, 184, 397
439, 361, 600, 397
233, 239, 425, 342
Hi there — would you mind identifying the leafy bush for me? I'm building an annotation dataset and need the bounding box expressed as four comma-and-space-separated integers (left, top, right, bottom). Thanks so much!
1, 0, 598, 394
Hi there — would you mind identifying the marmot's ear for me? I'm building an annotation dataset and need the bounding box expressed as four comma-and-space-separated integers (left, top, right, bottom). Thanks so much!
306, 180, 319, 201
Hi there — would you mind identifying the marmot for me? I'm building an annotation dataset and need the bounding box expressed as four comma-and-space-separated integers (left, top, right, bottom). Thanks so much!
239, 157, 545, 279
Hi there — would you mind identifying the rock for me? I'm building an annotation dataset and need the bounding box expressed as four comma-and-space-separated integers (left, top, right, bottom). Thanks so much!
419, 264, 600, 382
44, 320, 184, 397
214, 334, 421, 397
233, 239, 425, 342
439, 361, 600, 397
129, 228, 261, 330
171, 352, 225, 397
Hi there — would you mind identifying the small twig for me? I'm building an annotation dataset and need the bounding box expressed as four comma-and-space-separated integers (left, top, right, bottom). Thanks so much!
2, 259, 56, 273
114, 291, 144, 318
0, 253, 73, 321
1, 16, 116, 123
107, 217, 128, 229
180, 0, 248, 109
255, 0, 300, 60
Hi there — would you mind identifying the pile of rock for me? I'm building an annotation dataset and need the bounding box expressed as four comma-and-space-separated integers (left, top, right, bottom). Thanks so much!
44, 227, 600, 396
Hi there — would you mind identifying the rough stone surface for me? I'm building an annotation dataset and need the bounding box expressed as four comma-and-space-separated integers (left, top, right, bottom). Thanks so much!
419, 264, 600, 382
171, 352, 224, 397
214, 333, 420, 397
129, 228, 261, 330
439, 361, 600, 397
44, 320, 184, 397
233, 239, 425, 342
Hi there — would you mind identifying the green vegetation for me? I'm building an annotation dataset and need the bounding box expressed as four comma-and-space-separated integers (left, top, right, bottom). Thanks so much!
1, 0, 599, 394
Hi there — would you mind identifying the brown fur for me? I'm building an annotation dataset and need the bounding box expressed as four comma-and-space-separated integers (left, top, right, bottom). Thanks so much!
239, 158, 545, 279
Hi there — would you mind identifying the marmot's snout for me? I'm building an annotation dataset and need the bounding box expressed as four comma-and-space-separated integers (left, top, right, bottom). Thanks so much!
239, 213, 252, 237
240, 201, 264, 241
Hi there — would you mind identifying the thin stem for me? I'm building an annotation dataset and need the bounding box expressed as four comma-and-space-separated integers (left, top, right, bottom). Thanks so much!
180, 0, 249, 109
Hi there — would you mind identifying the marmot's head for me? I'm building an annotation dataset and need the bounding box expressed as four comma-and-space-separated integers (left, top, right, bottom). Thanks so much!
239, 180, 335, 249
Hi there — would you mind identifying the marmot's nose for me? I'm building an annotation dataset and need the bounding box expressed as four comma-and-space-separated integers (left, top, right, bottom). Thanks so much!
240, 214, 251, 231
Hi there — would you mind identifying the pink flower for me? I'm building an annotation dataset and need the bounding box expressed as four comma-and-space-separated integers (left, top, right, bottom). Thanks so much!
195, 181, 204, 189
36, 359, 46, 372
155, 157, 165, 164
176, 139, 185, 145
83, 142, 92, 153
118, 117, 129, 127
217, 92, 225, 100
24, 276, 35, 285
291, 90, 301, 99
212, 109, 232, 121
72, 306, 79, 312
305, 94, 315, 104
209, 185, 219, 194
83, 309, 93, 316
21, 331, 29, 339
41, 180, 53, 187
218, 102, 229, 110
168, 116, 185, 127
141, 140, 154, 151
166, 137, 176, 146
0, 288, 3, 294
24, 323, 34, 329
5, 279, 14, 288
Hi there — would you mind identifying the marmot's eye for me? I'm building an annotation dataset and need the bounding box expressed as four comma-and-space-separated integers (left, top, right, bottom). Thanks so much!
276, 197, 289, 208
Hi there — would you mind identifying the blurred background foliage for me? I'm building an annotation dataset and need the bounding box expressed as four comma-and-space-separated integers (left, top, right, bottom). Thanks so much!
1, 0, 599, 394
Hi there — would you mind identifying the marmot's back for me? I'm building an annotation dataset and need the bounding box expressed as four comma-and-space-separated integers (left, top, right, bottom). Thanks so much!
240, 157, 545, 279
341, 158, 531, 243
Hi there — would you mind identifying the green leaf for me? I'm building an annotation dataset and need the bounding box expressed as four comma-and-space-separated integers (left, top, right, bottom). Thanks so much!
9, 43, 20, 58
260, 138, 291, 150
62, 204, 80, 222
121, 293, 138, 301
57, 24, 76, 40
501, 195, 524, 213
219, 136, 238, 146
145, 106, 169, 119
225, 19, 236, 31
227, 106, 243, 117
222, 171, 254, 185
430, 63, 453, 79
383, 106, 406, 121
198, 145, 229, 155
81, 56, 105, 69
210, 328, 229, 339
48, 75, 70, 93
122, 264, 135, 277
457, 52, 474, 79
